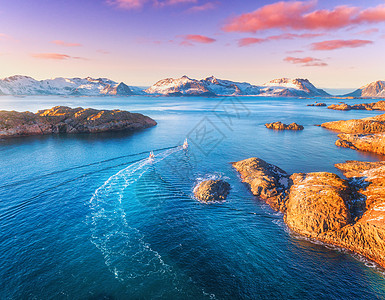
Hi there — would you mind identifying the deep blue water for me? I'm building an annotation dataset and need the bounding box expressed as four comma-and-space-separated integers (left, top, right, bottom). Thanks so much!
0, 95, 384, 299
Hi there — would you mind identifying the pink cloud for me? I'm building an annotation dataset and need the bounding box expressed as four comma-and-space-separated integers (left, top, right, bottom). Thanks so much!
97, 49, 110, 54
311, 39, 373, 50
181, 34, 216, 44
238, 38, 265, 47
223, 1, 385, 33
238, 32, 324, 47
356, 28, 379, 35
267, 32, 324, 40
51, 40, 82, 47
107, 0, 196, 9
284, 56, 327, 67
106, 0, 146, 9
154, 0, 196, 7
187, 2, 216, 12
0, 33, 12, 41
286, 50, 304, 54
32, 53, 87, 60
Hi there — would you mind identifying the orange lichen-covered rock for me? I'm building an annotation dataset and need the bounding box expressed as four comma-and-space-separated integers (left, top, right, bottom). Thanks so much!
0, 106, 157, 138
285, 172, 353, 237
321, 113, 385, 155
232, 158, 291, 212
265, 122, 304, 131
233, 157, 385, 268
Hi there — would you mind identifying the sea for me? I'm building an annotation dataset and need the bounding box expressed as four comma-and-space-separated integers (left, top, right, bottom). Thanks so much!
0, 95, 384, 299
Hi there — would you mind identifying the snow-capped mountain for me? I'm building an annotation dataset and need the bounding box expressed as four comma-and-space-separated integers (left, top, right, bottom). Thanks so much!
343, 80, 385, 98
145, 76, 215, 96
0, 74, 331, 97
202, 76, 261, 95
261, 78, 330, 97
0, 75, 138, 96
146, 76, 329, 97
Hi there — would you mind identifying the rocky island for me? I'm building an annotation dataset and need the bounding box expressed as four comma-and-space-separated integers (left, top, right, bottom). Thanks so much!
321, 113, 385, 155
0, 106, 157, 138
194, 179, 231, 202
265, 122, 304, 130
232, 157, 385, 268
328, 100, 385, 111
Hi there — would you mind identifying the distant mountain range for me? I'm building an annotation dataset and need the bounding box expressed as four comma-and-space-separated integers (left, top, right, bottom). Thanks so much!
0, 75, 384, 98
343, 80, 385, 98
146, 76, 329, 97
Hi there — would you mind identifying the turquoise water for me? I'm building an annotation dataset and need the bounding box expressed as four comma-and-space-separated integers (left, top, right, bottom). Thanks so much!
0, 95, 384, 299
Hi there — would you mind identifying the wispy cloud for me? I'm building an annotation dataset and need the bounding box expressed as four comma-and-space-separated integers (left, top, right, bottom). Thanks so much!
32, 53, 87, 60
356, 28, 379, 35
284, 56, 327, 67
154, 0, 197, 8
107, 0, 198, 9
238, 32, 324, 47
223, 1, 385, 33
311, 39, 373, 50
51, 40, 82, 47
97, 49, 110, 54
238, 38, 265, 47
180, 34, 216, 45
187, 2, 216, 13
106, 0, 145, 9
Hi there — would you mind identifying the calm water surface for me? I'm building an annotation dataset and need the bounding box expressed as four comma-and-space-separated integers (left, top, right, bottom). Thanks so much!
0, 95, 384, 299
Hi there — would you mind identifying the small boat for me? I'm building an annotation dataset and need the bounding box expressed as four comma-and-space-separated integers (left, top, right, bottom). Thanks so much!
149, 151, 155, 160
182, 138, 188, 149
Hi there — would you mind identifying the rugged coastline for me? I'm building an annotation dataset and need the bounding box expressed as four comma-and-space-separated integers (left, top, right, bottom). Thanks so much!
321, 113, 385, 155
0, 106, 157, 138
232, 158, 385, 268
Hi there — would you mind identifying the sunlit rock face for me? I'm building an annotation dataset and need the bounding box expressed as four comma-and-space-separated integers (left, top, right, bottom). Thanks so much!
233, 157, 385, 268
0, 106, 157, 138
321, 113, 385, 155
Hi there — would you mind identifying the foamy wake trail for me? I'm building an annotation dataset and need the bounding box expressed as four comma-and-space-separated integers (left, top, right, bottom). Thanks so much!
87, 147, 181, 286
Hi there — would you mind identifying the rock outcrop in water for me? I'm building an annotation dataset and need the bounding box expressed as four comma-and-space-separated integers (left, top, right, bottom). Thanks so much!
194, 179, 230, 202
321, 113, 385, 155
232, 158, 289, 212
232, 157, 385, 268
265, 122, 304, 130
307, 102, 326, 107
328, 100, 385, 111
0, 106, 157, 138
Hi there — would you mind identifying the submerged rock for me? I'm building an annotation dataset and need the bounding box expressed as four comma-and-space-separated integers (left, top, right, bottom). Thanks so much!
265, 122, 304, 130
194, 179, 230, 202
321, 113, 385, 155
233, 157, 385, 268
0, 106, 157, 138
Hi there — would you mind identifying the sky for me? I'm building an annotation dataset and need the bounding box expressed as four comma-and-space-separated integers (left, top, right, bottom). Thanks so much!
0, 0, 385, 91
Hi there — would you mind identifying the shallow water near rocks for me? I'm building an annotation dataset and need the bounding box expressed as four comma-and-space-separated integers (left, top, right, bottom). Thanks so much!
0, 95, 385, 299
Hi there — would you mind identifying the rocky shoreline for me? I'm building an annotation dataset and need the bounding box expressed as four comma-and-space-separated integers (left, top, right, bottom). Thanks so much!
321, 113, 385, 155
0, 106, 157, 138
328, 100, 385, 111
232, 158, 385, 268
